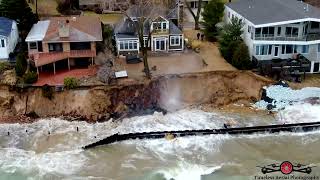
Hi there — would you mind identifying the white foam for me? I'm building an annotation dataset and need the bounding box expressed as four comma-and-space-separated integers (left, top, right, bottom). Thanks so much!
255, 86, 320, 110
0, 148, 86, 177
156, 161, 221, 180
277, 103, 320, 124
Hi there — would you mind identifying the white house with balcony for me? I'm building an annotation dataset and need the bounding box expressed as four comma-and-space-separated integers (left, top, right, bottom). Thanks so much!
225, 0, 320, 73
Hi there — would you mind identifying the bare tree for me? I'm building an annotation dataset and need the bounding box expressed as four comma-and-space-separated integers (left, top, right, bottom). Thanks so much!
185, 0, 203, 30
120, 1, 163, 79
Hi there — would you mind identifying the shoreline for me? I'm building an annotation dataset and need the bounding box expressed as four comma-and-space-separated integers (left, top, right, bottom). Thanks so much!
0, 103, 271, 124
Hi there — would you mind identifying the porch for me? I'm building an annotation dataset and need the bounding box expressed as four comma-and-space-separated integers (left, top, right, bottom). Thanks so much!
31, 50, 96, 74
252, 21, 320, 42
254, 54, 311, 82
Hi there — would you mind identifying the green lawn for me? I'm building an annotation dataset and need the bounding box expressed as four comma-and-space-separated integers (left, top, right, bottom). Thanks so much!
83, 11, 124, 25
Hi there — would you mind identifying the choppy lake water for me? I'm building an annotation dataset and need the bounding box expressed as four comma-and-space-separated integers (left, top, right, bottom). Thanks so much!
0, 105, 320, 180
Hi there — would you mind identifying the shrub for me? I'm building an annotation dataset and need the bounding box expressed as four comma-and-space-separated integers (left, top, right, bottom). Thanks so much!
15, 53, 27, 76
97, 65, 115, 84
0, 62, 11, 73
64, 77, 79, 89
23, 71, 38, 84
191, 40, 201, 50
232, 42, 252, 70
42, 85, 54, 100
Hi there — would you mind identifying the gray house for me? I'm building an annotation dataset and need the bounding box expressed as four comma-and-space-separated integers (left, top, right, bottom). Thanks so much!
225, 0, 320, 73
114, 6, 184, 55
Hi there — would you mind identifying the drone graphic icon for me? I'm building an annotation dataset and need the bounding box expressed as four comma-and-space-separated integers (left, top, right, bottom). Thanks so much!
257, 161, 315, 175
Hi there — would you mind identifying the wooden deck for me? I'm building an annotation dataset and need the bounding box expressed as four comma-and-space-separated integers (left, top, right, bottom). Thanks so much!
31, 50, 96, 67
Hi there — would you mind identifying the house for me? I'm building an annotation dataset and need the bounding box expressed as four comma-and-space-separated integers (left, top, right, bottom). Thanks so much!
114, 6, 184, 56
225, 0, 320, 73
25, 16, 103, 74
0, 17, 19, 60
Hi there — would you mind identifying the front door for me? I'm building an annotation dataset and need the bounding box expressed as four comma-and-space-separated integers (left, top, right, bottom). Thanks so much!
155, 38, 166, 51
274, 46, 279, 57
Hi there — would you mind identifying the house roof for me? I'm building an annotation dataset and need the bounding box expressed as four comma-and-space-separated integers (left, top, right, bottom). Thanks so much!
0, 17, 14, 37
44, 16, 102, 42
26, 16, 103, 42
169, 21, 182, 34
26, 20, 50, 42
114, 17, 182, 39
226, 0, 320, 26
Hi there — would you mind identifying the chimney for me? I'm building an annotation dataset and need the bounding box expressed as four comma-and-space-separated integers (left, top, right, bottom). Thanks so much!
58, 20, 70, 38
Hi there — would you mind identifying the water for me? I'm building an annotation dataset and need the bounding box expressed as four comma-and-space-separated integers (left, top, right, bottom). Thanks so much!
0, 106, 320, 180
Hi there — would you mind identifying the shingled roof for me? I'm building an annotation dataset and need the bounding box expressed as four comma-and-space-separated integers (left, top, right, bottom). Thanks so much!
43, 16, 102, 42
226, 0, 320, 26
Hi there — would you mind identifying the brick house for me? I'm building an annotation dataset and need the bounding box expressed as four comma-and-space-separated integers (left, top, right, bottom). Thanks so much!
25, 16, 103, 74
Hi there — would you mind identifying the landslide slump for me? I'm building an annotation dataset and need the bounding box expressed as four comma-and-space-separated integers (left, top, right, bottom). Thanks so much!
0, 71, 272, 122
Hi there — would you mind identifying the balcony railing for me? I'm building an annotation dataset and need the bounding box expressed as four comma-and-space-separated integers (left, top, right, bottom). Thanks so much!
31, 50, 96, 67
254, 34, 320, 41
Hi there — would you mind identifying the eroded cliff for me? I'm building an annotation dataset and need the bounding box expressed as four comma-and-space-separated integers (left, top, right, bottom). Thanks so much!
0, 71, 273, 122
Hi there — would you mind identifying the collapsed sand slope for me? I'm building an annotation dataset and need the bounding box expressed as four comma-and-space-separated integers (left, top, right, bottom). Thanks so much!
0, 71, 272, 121
158, 71, 272, 110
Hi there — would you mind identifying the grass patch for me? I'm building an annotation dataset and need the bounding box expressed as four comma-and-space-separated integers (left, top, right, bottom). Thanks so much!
28, 0, 60, 16
83, 11, 123, 24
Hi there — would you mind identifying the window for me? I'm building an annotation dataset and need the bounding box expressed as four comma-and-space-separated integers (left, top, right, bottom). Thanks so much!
153, 22, 168, 31
302, 45, 309, 53
285, 27, 299, 37
255, 28, 261, 36
255, 45, 272, 55
281, 45, 294, 54
162, 23, 167, 29
70, 42, 90, 50
261, 27, 274, 35
1, 39, 5, 48
48, 43, 63, 52
119, 40, 138, 50
228, 12, 230, 18
318, 44, 320, 52
153, 22, 159, 30
311, 22, 319, 29
29, 42, 37, 49
190, 1, 198, 8
277, 27, 281, 36
248, 26, 251, 33
170, 36, 181, 46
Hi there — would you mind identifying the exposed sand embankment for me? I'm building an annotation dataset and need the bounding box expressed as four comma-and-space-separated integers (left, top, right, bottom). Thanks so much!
0, 71, 273, 122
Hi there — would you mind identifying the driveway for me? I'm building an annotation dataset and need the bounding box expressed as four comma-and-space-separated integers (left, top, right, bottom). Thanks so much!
115, 51, 205, 80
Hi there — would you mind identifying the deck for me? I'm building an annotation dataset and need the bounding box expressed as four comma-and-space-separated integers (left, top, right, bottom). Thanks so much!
31, 50, 96, 67
255, 54, 311, 74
